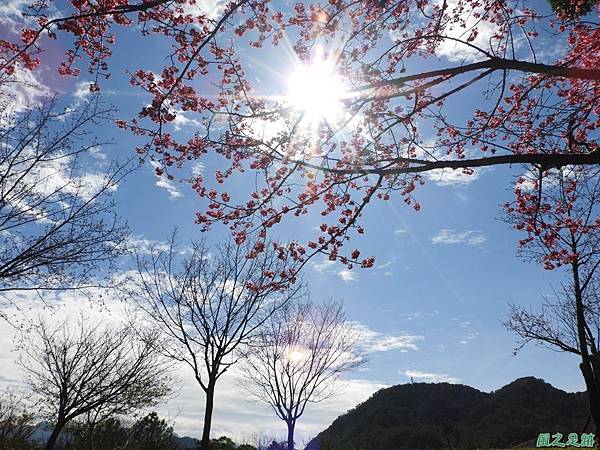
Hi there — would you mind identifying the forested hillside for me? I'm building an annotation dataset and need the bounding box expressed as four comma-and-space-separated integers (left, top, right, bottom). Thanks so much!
308, 377, 589, 450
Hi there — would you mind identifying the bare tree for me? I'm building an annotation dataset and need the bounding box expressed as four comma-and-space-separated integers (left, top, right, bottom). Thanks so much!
239, 299, 363, 450
504, 282, 600, 358
125, 235, 303, 450
0, 390, 36, 449
19, 315, 173, 450
0, 94, 130, 308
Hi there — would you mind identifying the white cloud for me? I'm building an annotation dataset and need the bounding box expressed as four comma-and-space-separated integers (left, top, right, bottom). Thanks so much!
0, 0, 35, 28
395, 310, 440, 322
156, 178, 183, 199
0, 0, 54, 122
191, 161, 205, 178
0, 289, 387, 445
0, 68, 51, 123
173, 111, 202, 131
33, 155, 117, 200
412, 134, 490, 187
161, 370, 386, 445
149, 161, 182, 199
399, 369, 460, 384
72, 81, 94, 101
124, 236, 172, 255
425, 166, 489, 186
180, 0, 226, 21
353, 323, 423, 352
460, 332, 479, 344
311, 259, 335, 273
312, 260, 358, 282
6, 150, 119, 223
431, 229, 486, 246
337, 269, 356, 283
89, 146, 108, 161
394, 228, 409, 234
434, 0, 503, 62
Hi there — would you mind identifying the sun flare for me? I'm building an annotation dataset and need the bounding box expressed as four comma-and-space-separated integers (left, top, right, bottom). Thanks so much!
286, 54, 348, 129
286, 348, 307, 363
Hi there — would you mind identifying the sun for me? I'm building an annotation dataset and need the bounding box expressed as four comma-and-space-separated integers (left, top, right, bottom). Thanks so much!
286, 347, 307, 363
285, 53, 348, 130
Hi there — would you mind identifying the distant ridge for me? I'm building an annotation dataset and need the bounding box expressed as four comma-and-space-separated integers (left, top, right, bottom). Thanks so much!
307, 377, 589, 450
28, 421, 201, 449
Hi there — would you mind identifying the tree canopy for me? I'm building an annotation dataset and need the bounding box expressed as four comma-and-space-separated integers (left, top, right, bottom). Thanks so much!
1, 0, 598, 270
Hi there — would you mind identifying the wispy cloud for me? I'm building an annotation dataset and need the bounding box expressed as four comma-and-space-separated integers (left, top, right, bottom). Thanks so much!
394, 310, 440, 323
0, 289, 387, 444
312, 259, 358, 283
431, 229, 486, 246
433, 0, 508, 63
399, 369, 460, 384
354, 323, 423, 352
72, 81, 95, 101
191, 161, 205, 178
156, 178, 183, 199
0, 68, 51, 123
459, 332, 479, 345
124, 236, 172, 255
425, 167, 489, 186
173, 110, 202, 131
150, 161, 182, 199
338, 269, 356, 283
180, 0, 226, 21
312, 259, 335, 273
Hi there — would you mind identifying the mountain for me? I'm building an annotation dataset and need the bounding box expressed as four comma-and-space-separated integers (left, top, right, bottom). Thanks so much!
29, 422, 53, 445
175, 435, 201, 449
307, 377, 589, 450
28, 422, 202, 449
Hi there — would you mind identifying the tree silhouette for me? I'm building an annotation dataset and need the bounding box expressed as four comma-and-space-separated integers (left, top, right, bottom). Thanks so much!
126, 235, 303, 450
128, 412, 179, 450
0, 95, 130, 312
0, 390, 36, 450
240, 300, 363, 450
19, 315, 173, 450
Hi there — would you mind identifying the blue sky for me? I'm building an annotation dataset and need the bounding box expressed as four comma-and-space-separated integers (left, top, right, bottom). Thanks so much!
0, 0, 587, 444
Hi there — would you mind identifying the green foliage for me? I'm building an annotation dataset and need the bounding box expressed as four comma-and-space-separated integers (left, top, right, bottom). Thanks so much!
60, 412, 178, 450
238, 445, 258, 450
128, 412, 179, 450
0, 392, 36, 450
310, 377, 590, 450
64, 417, 129, 450
208, 436, 257, 450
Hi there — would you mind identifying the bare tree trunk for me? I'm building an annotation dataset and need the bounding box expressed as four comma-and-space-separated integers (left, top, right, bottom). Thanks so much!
579, 358, 600, 433
45, 420, 66, 450
199, 380, 216, 450
572, 258, 600, 433
286, 419, 295, 450
87, 422, 96, 450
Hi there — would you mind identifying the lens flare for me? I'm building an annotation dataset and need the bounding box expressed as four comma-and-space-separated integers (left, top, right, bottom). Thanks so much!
286, 54, 347, 130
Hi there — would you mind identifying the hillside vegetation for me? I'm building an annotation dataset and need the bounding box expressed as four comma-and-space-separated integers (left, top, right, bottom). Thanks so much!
307, 377, 590, 450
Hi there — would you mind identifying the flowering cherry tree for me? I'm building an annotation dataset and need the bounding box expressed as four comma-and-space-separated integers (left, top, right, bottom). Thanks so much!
1, 0, 599, 272
504, 165, 600, 432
